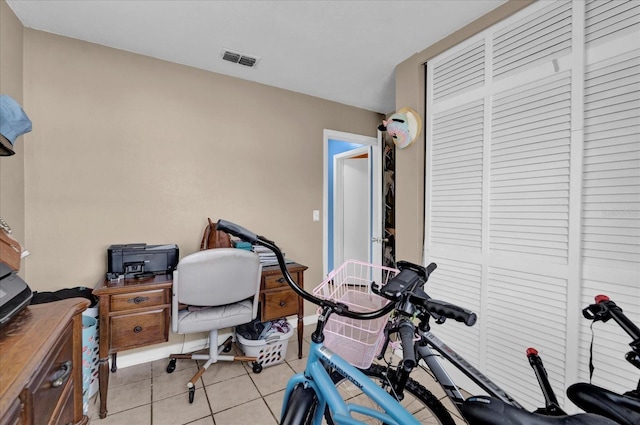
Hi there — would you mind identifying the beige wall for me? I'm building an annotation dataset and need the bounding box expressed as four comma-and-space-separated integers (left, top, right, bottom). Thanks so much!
4, 25, 382, 296
2, 0, 535, 294
393, 0, 535, 264
0, 0, 26, 272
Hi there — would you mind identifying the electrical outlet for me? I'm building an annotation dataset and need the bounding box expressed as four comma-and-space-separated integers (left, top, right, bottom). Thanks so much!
313, 210, 320, 221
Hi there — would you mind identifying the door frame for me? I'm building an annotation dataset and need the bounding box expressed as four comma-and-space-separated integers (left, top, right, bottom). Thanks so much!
333, 146, 371, 269
323, 129, 381, 277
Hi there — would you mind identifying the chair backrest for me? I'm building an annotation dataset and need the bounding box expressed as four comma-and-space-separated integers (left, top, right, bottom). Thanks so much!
174, 248, 261, 307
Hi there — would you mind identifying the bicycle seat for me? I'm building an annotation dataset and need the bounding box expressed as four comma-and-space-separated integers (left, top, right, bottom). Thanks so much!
460, 396, 618, 425
567, 382, 640, 425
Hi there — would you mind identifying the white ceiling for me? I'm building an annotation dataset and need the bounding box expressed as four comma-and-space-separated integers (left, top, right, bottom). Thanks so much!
6, 0, 506, 114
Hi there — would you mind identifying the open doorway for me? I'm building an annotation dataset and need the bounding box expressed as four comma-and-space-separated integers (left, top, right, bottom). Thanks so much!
323, 130, 381, 277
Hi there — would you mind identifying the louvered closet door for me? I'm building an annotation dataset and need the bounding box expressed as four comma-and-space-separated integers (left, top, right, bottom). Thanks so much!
578, 0, 640, 395
425, 0, 639, 413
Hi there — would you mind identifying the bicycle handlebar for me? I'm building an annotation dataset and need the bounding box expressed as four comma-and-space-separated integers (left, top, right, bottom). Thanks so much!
424, 298, 477, 327
217, 219, 477, 327
377, 260, 477, 327
398, 320, 417, 369
216, 219, 395, 321
217, 219, 259, 244
583, 294, 640, 354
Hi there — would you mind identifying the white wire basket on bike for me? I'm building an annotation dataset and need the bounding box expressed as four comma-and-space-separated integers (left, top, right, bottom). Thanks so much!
313, 260, 399, 369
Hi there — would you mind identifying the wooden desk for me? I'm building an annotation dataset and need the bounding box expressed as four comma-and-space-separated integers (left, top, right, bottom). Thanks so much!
92, 262, 307, 418
93, 274, 172, 419
0, 298, 89, 425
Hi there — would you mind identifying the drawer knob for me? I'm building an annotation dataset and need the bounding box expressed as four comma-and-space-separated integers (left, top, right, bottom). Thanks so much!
128, 296, 150, 304
52, 360, 72, 388
276, 277, 285, 283
134, 326, 143, 333
279, 301, 286, 307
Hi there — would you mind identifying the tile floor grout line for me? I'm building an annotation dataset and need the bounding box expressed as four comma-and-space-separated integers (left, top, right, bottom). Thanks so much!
201, 371, 216, 425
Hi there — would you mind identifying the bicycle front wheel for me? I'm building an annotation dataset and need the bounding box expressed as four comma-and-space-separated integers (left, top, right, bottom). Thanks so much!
326, 363, 456, 425
281, 384, 318, 425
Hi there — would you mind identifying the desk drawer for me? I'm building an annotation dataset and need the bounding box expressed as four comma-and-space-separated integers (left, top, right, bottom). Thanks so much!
263, 272, 300, 290
110, 309, 168, 351
29, 323, 73, 425
261, 288, 298, 322
110, 289, 167, 312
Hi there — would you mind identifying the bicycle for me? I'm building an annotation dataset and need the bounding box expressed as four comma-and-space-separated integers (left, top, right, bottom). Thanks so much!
565, 295, 640, 425
322, 258, 619, 425
216, 219, 618, 425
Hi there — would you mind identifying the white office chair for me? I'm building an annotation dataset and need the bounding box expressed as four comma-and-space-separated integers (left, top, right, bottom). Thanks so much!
166, 248, 262, 403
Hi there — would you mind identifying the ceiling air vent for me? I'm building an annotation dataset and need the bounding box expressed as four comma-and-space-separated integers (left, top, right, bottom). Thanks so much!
221, 49, 260, 68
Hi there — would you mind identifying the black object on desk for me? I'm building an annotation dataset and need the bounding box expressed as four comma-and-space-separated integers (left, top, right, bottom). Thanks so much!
107, 243, 178, 277
0, 262, 32, 327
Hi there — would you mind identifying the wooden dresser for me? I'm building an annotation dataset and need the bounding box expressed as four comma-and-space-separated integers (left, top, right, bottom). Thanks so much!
0, 298, 89, 425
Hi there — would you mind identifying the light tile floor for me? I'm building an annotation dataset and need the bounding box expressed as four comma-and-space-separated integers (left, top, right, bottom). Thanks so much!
88, 325, 468, 425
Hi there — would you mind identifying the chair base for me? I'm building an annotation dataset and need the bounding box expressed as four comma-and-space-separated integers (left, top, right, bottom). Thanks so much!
167, 335, 261, 403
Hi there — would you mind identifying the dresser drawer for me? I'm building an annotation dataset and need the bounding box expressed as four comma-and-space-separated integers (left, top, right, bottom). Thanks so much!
110, 309, 168, 351
110, 289, 167, 312
263, 271, 300, 290
261, 288, 298, 321
51, 381, 75, 425
29, 323, 73, 425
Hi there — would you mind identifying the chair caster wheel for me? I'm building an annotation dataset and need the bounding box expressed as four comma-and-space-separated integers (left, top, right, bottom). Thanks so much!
222, 342, 232, 353
188, 387, 195, 403
167, 358, 176, 373
252, 362, 263, 374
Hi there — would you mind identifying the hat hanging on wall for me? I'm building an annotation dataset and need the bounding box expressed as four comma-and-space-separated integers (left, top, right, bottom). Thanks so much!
0, 94, 32, 156
378, 107, 422, 149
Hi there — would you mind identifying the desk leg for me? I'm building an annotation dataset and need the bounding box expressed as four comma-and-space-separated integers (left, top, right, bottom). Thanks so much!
98, 357, 109, 419
111, 352, 118, 372
297, 294, 304, 359
297, 314, 304, 359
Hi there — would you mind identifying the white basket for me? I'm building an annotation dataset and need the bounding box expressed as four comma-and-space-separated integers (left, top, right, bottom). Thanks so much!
236, 327, 294, 368
313, 260, 399, 369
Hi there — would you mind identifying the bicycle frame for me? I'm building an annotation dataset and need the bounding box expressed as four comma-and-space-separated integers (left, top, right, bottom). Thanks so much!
415, 329, 524, 411
282, 337, 421, 425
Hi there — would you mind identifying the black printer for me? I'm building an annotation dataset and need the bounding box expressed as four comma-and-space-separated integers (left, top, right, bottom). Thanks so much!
107, 243, 179, 278
0, 262, 32, 327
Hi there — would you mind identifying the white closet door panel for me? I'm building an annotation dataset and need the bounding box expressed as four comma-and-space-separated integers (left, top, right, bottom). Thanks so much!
490, 73, 572, 263
493, 0, 572, 79
582, 52, 640, 271
433, 41, 485, 102
426, 257, 482, 367
431, 100, 484, 251
492, 134, 571, 162
485, 267, 568, 409
578, 25, 640, 395
585, 0, 640, 47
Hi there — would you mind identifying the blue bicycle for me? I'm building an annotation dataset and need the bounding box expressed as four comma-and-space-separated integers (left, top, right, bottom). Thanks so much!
216, 219, 619, 425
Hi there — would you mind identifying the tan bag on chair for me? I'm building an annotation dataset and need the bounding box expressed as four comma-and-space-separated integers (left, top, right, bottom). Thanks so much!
200, 218, 232, 250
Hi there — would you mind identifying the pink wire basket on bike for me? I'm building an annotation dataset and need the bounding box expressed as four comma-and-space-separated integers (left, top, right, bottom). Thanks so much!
313, 260, 399, 369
